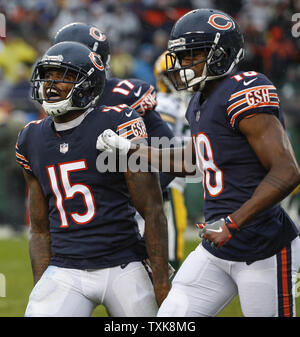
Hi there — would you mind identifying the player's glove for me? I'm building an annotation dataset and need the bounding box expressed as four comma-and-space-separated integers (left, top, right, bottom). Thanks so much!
96, 129, 131, 155
196, 215, 239, 248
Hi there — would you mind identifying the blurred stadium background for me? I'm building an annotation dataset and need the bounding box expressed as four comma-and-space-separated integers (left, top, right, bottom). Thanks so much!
0, 0, 299, 317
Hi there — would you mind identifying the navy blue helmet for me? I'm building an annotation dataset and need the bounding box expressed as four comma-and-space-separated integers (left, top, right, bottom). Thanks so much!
166, 9, 244, 91
31, 41, 106, 116
54, 22, 111, 69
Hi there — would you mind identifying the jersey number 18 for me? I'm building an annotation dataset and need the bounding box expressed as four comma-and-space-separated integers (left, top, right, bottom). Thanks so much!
193, 133, 224, 198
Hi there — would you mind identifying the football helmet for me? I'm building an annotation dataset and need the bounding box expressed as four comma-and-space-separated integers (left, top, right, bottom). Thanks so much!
154, 51, 176, 94
54, 22, 111, 70
166, 9, 244, 91
31, 41, 105, 116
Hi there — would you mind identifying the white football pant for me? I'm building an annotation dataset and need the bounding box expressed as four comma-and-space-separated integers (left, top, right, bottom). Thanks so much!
25, 261, 157, 317
158, 237, 300, 317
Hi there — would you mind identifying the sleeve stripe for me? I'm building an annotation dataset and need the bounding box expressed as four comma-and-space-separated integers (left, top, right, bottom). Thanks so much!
270, 93, 280, 100
120, 130, 133, 138
24, 119, 43, 128
227, 94, 279, 115
16, 152, 29, 162
227, 97, 247, 114
230, 102, 280, 127
120, 130, 148, 139
16, 159, 32, 171
116, 117, 144, 132
130, 86, 154, 109
244, 113, 257, 119
229, 85, 276, 101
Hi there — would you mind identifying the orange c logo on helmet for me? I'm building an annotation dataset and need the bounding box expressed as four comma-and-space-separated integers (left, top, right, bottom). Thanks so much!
89, 27, 107, 41
208, 14, 233, 30
89, 52, 104, 71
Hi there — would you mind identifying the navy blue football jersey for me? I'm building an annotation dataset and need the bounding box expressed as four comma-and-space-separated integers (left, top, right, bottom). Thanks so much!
99, 77, 175, 190
16, 105, 149, 269
99, 78, 157, 116
186, 70, 298, 263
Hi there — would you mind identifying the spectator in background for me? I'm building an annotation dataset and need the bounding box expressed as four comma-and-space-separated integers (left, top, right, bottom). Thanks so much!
262, 26, 299, 86
6, 62, 40, 120
0, 31, 37, 84
214, 0, 242, 17
110, 45, 135, 79
140, 2, 191, 44
152, 29, 169, 61
0, 100, 25, 234
132, 43, 156, 85
112, 4, 142, 54
238, 22, 264, 72
49, 0, 91, 39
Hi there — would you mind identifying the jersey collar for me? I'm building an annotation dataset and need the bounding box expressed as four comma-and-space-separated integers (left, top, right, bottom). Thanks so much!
54, 108, 93, 131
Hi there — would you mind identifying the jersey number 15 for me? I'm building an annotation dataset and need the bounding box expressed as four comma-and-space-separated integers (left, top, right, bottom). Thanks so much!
46, 160, 96, 228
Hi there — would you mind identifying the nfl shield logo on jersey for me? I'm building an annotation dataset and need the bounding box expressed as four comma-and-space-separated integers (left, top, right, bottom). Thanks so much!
195, 110, 201, 122
60, 143, 69, 154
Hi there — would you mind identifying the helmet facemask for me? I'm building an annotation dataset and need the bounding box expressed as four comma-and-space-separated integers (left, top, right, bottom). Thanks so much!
167, 32, 244, 92
31, 60, 99, 117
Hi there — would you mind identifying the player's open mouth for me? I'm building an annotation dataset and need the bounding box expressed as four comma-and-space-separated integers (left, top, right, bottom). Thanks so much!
46, 87, 62, 101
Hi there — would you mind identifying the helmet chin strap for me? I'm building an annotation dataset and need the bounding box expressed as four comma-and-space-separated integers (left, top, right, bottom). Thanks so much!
42, 96, 73, 117
179, 67, 207, 92
40, 79, 94, 117
43, 96, 98, 117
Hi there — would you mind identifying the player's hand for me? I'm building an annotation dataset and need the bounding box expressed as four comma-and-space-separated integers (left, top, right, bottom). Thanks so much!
196, 215, 239, 248
154, 281, 170, 307
96, 129, 131, 155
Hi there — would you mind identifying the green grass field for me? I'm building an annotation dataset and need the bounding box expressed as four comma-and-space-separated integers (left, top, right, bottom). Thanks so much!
0, 235, 299, 317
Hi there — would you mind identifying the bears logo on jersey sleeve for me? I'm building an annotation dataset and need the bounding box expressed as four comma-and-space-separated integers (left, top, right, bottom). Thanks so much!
102, 104, 148, 142
226, 71, 280, 130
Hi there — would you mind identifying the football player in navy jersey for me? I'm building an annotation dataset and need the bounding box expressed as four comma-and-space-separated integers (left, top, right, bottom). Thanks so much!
53, 22, 174, 193
16, 41, 170, 317
97, 9, 300, 317
53, 22, 176, 272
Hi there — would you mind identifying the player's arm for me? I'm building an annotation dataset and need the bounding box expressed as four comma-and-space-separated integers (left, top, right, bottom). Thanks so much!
232, 113, 300, 226
23, 170, 52, 285
135, 139, 196, 177
143, 109, 176, 189
97, 130, 197, 177
124, 170, 170, 306
200, 113, 300, 248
